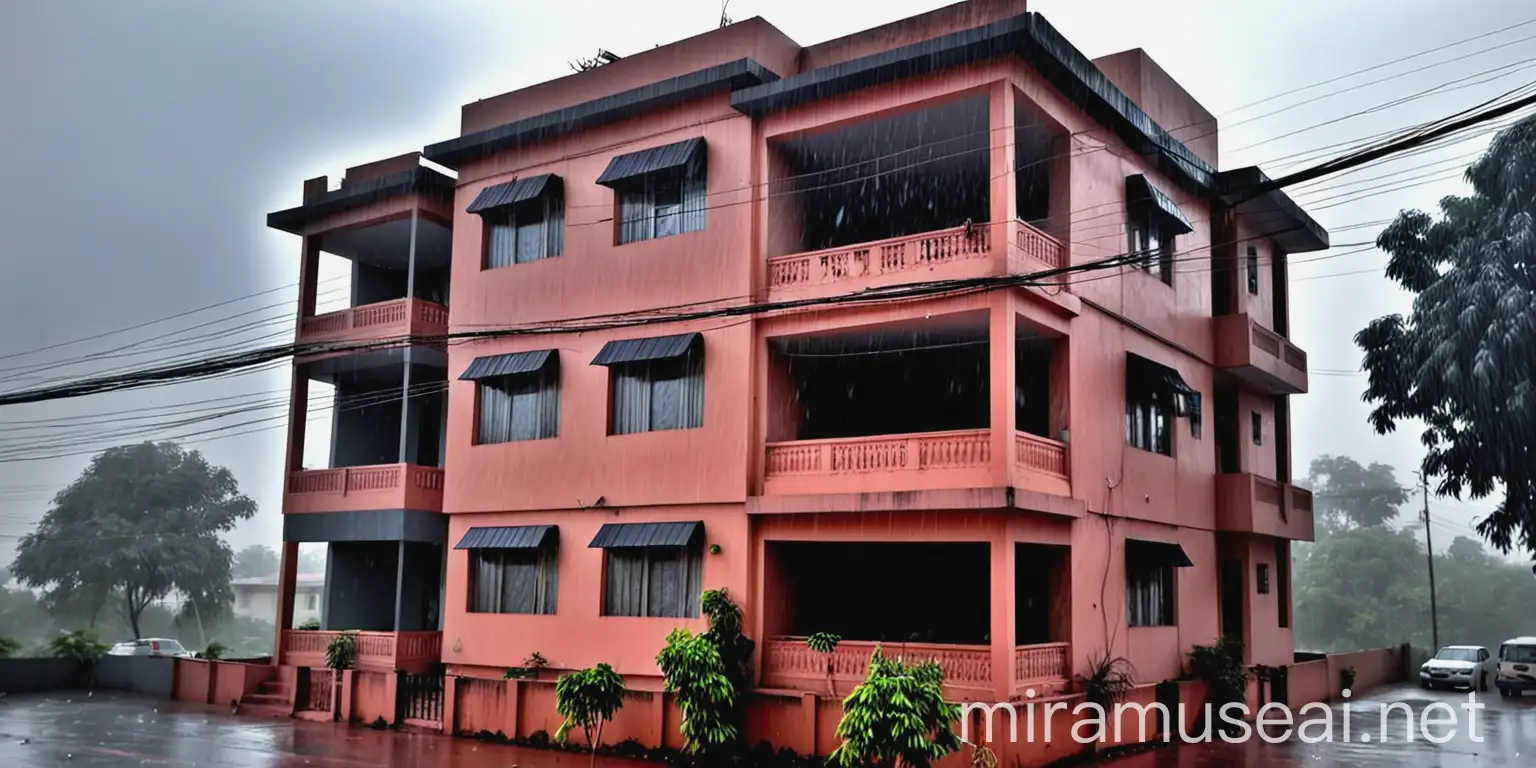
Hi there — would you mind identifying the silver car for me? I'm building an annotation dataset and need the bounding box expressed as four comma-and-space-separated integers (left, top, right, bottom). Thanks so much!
1419, 645, 1495, 691
106, 638, 192, 658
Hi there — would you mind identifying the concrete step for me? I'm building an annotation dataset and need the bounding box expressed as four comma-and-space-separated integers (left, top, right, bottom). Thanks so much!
242, 694, 292, 707
238, 703, 292, 719
256, 682, 292, 696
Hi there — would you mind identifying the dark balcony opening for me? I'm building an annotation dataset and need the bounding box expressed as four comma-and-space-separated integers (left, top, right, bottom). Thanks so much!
767, 94, 990, 257
324, 541, 441, 632
1016, 338, 1054, 439
1016, 544, 1070, 646
767, 313, 989, 441
307, 361, 446, 469
1014, 96, 1067, 238
765, 541, 989, 645
316, 216, 453, 311
1215, 384, 1240, 474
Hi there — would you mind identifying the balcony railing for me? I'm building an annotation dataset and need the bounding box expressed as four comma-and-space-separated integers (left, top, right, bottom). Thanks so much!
1216, 472, 1315, 541
1213, 314, 1307, 395
297, 298, 449, 352
1014, 642, 1071, 694
284, 463, 445, 514
767, 224, 994, 290
1009, 219, 1067, 274
763, 429, 995, 496
281, 630, 442, 674
1014, 431, 1070, 497
762, 637, 994, 699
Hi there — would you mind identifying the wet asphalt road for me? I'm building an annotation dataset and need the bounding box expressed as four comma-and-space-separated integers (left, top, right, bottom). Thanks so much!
0, 684, 1532, 766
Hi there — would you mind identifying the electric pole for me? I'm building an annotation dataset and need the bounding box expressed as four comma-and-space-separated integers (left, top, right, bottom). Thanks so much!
1420, 472, 1440, 651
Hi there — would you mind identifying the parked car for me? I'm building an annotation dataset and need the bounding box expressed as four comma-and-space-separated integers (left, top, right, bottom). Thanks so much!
106, 638, 193, 658
1418, 645, 1494, 691
1495, 636, 1536, 698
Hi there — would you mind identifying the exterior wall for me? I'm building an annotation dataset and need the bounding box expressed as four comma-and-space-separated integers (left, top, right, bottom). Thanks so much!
1092, 49, 1219, 169
799, 0, 1028, 71
441, 504, 747, 682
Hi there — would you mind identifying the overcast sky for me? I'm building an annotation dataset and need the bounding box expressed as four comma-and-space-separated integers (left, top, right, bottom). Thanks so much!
1, 0, 1531, 560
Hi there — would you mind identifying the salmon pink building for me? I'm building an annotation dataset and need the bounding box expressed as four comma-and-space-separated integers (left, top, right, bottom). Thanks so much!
260, 0, 1325, 741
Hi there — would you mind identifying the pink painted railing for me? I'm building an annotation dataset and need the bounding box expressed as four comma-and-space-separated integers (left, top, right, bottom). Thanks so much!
285, 463, 445, 514
1014, 642, 1070, 689
762, 638, 993, 690
1291, 485, 1314, 513
298, 298, 448, 344
1012, 219, 1066, 271
1255, 477, 1283, 506
281, 630, 442, 673
1251, 322, 1307, 374
1015, 432, 1068, 478
764, 429, 992, 477
767, 225, 993, 289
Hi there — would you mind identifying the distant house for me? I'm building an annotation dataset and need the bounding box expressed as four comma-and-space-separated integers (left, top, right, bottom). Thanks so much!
232, 574, 325, 627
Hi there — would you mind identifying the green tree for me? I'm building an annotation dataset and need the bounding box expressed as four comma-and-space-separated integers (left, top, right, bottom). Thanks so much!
1303, 455, 1411, 532
1294, 525, 1427, 652
1356, 114, 1536, 556
232, 545, 279, 579
553, 663, 626, 760
830, 646, 960, 768
299, 548, 327, 574
657, 628, 737, 755
10, 442, 255, 639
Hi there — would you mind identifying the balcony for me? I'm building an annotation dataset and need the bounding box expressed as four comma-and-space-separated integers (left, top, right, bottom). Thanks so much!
1213, 314, 1308, 395
762, 637, 996, 700
764, 429, 993, 496
1015, 431, 1070, 496
1216, 473, 1315, 541
281, 630, 441, 674
1014, 642, 1071, 695
284, 463, 445, 514
297, 298, 448, 358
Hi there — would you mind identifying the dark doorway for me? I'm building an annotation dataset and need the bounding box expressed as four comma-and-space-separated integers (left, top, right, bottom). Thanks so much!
1219, 558, 1245, 643
1015, 543, 1068, 645
1215, 385, 1240, 474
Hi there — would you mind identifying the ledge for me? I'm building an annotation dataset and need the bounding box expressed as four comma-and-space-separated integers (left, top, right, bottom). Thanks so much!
746, 485, 1083, 517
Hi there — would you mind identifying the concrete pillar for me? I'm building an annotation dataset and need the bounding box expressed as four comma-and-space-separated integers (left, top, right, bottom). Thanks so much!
988, 81, 1017, 228
505, 679, 522, 739
989, 293, 1018, 488
398, 204, 421, 465
273, 540, 299, 665
443, 676, 459, 734
989, 532, 1017, 701
393, 540, 408, 632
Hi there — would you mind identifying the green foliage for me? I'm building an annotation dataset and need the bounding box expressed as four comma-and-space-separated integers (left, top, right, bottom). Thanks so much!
297, 618, 321, 631
1301, 455, 1410, 532
1355, 114, 1536, 556
658, 628, 738, 754
0, 637, 21, 658
829, 646, 960, 768
324, 631, 357, 670
553, 663, 626, 749
1341, 666, 1357, 693
504, 652, 550, 679
371, 716, 390, 730
806, 632, 841, 655
49, 628, 109, 662
700, 588, 754, 691
9, 442, 255, 638
231, 545, 280, 579
201, 641, 229, 660
1188, 638, 1249, 714
1079, 651, 1135, 708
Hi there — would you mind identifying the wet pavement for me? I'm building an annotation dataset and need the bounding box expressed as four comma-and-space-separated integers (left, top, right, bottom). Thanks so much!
0, 684, 1531, 766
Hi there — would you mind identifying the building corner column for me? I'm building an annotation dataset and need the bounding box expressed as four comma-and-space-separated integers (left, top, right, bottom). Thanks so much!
274, 540, 299, 666
989, 533, 1017, 702
990, 292, 1018, 488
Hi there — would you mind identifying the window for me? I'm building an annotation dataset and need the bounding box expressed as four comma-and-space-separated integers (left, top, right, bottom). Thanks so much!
1126, 542, 1177, 627
603, 543, 703, 618
617, 158, 705, 244
477, 364, 560, 444
303, 593, 318, 610
1252, 411, 1263, 445
470, 546, 559, 615
1126, 358, 1176, 456
1276, 541, 1290, 628
610, 348, 704, 435
484, 197, 564, 268
1128, 212, 1174, 285
1247, 245, 1260, 294
1257, 563, 1270, 595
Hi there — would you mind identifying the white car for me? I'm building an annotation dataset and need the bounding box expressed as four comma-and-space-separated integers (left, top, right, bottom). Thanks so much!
106, 638, 193, 658
1495, 636, 1536, 698
1418, 645, 1495, 691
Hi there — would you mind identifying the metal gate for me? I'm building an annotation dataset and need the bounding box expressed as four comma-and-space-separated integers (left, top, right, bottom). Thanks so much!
398, 670, 444, 725
297, 667, 335, 716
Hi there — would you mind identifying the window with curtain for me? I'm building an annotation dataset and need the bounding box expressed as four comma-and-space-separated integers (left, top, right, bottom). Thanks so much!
602, 543, 703, 618
1127, 211, 1175, 285
469, 545, 559, 615
617, 157, 706, 245
484, 194, 565, 269
609, 348, 704, 434
477, 365, 559, 444
1126, 543, 1176, 627
1125, 374, 1173, 456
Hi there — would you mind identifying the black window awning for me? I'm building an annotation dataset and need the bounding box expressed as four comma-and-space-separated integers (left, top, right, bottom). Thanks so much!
455, 525, 557, 550
596, 137, 705, 187
591, 332, 700, 366
465, 174, 563, 214
1127, 354, 1194, 396
1126, 175, 1194, 235
589, 521, 702, 548
459, 349, 557, 381
1127, 539, 1194, 568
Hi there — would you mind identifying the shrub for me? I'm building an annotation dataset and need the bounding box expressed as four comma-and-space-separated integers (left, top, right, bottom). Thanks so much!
0, 637, 21, 659
657, 627, 738, 754
553, 663, 626, 754
49, 629, 108, 662
1341, 666, 1357, 693
829, 646, 960, 768
1189, 638, 1249, 732
805, 632, 841, 696
1079, 650, 1135, 708
202, 641, 230, 661
324, 631, 357, 670
504, 651, 550, 680
296, 619, 321, 631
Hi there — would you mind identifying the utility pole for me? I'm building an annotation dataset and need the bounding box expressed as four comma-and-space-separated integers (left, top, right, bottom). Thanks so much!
1420, 472, 1440, 651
